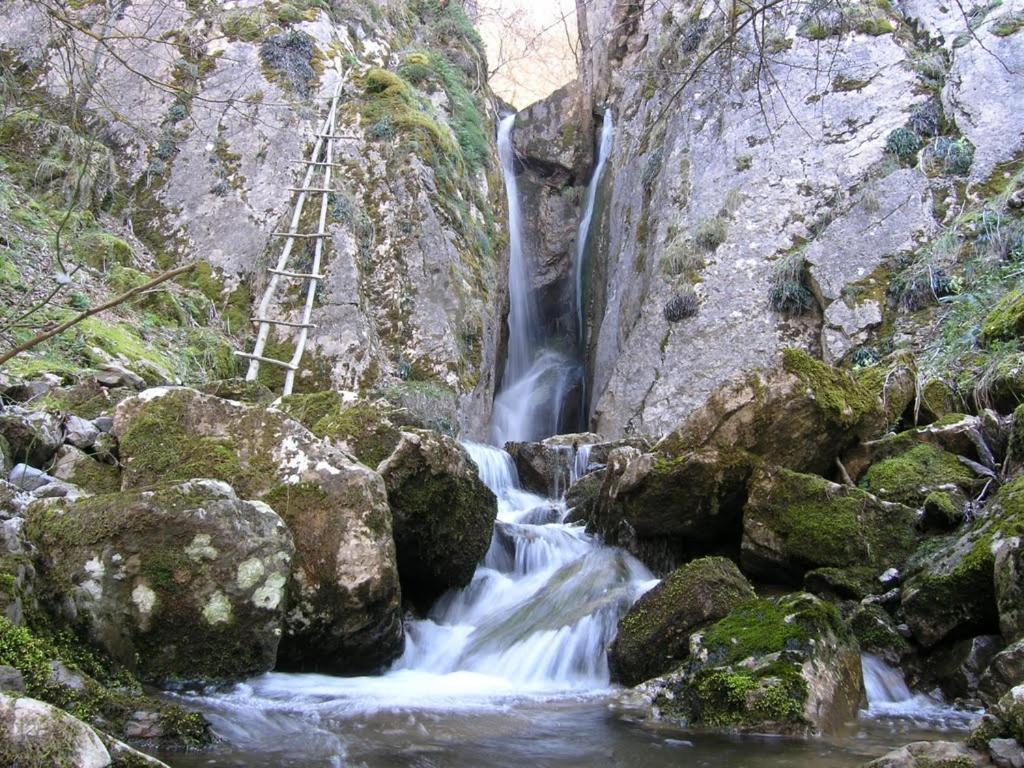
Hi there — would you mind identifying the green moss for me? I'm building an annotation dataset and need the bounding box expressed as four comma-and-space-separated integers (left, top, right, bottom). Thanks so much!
63, 457, 121, 496
981, 288, 1024, 345
689, 663, 808, 728
782, 348, 882, 431
72, 231, 133, 270
860, 443, 975, 506
923, 490, 960, 527
222, 8, 268, 41
992, 10, 1024, 36
849, 604, 909, 655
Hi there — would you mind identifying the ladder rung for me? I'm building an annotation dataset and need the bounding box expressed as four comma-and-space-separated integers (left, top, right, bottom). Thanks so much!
291, 160, 347, 168
268, 268, 326, 280
234, 351, 299, 370
288, 186, 334, 193
271, 232, 331, 238
251, 317, 318, 329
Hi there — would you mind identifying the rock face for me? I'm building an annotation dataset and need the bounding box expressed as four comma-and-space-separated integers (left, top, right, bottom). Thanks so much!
378, 430, 497, 611
636, 593, 863, 735
0, 407, 62, 468
561, 0, 1024, 439
590, 446, 754, 572
608, 556, 754, 686
0, 693, 122, 768
25, 480, 294, 683
113, 387, 402, 673
863, 740, 991, 768
741, 466, 918, 594
0, 0, 508, 439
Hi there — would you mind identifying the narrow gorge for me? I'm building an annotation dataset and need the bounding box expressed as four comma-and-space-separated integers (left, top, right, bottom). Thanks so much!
1, 1, 1024, 767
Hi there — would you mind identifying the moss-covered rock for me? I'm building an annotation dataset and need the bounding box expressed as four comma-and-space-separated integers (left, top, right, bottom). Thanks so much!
922, 491, 964, 531
24, 480, 294, 683
901, 477, 1024, 647
919, 379, 958, 424
981, 288, 1024, 346
659, 349, 885, 477
48, 446, 121, 496
994, 535, 1023, 642
741, 466, 918, 591
849, 604, 909, 662
638, 593, 862, 735
0, 435, 11, 478
590, 446, 755, 573
113, 387, 403, 674
378, 430, 496, 611
995, 684, 1024, 743
864, 740, 990, 768
608, 556, 754, 686
564, 470, 604, 524
0, 407, 62, 468
980, 639, 1024, 704
859, 443, 977, 507
197, 378, 276, 405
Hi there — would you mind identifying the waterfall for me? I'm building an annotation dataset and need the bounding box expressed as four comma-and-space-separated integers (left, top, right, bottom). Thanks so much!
574, 110, 615, 344
860, 653, 976, 727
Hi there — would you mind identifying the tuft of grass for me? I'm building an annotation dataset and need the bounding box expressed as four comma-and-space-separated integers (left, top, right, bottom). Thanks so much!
664, 285, 699, 322
769, 251, 816, 315
694, 216, 728, 252
925, 137, 975, 176
885, 127, 922, 162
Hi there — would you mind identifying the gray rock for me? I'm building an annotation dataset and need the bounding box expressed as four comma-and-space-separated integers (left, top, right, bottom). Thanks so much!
0, 665, 24, 692
92, 416, 114, 434
981, 639, 1024, 704
930, 635, 1005, 700
879, 568, 901, 587
8, 464, 58, 492
0, 692, 114, 768
989, 739, 1024, 768
995, 536, 1024, 642
863, 740, 989, 768
0, 407, 63, 467
64, 415, 100, 450
0, 434, 10, 477
49, 660, 87, 691
93, 363, 146, 390
124, 710, 163, 741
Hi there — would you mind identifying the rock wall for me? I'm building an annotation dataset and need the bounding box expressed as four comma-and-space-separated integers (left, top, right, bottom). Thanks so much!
0, 0, 508, 438
566, 0, 1024, 438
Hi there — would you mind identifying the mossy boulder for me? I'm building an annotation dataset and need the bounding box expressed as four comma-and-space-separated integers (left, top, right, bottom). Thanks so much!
638, 593, 862, 735
565, 470, 604, 524
378, 430, 497, 611
863, 740, 990, 768
980, 639, 1024, 704
741, 466, 918, 592
24, 480, 294, 683
590, 446, 755, 573
849, 604, 909, 663
197, 378, 276, 405
608, 556, 754, 686
922, 491, 964, 531
49, 447, 121, 496
981, 288, 1024, 346
0, 691, 170, 768
859, 443, 978, 508
1008, 403, 1024, 477
900, 477, 1024, 648
919, 379, 958, 423
995, 684, 1024, 743
658, 349, 885, 477
113, 387, 403, 674
279, 391, 410, 468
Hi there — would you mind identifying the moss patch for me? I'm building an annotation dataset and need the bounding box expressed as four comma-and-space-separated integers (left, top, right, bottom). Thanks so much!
860, 443, 976, 507
981, 289, 1024, 346
782, 348, 883, 432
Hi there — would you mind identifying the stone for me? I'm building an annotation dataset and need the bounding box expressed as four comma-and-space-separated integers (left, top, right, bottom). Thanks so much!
589, 446, 754, 572
989, 739, 1024, 768
981, 640, 1024, 704
849, 604, 908, 664
0, 517, 37, 627
858, 442, 980, 508
0, 435, 11, 478
635, 593, 863, 735
49, 446, 120, 496
505, 440, 573, 496
565, 469, 604, 524
657, 350, 885, 477
24, 479, 295, 683
608, 556, 754, 686
0, 665, 24, 692
93, 363, 146, 390
995, 536, 1024, 642
930, 635, 1006, 701
7, 464, 56, 493
113, 387, 403, 674
378, 429, 497, 611
0, 406, 63, 468
63, 416, 100, 451
863, 741, 989, 768
995, 685, 1024, 742
49, 660, 87, 692
0, 692, 113, 768
740, 465, 918, 593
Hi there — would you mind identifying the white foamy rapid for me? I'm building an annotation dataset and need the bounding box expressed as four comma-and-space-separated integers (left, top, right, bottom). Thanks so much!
860, 653, 977, 728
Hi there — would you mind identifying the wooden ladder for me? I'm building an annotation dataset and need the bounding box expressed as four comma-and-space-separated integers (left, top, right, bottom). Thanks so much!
236, 62, 352, 396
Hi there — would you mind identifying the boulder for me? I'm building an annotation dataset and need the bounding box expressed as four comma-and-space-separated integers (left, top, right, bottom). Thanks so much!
981, 639, 1024, 704
0, 693, 115, 768
589, 446, 754, 573
635, 593, 863, 735
565, 469, 604, 524
740, 465, 918, 593
849, 604, 909, 664
995, 536, 1024, 642
930, 635, 1005, 701
0, 407, 62, 468
113, 387, 403, 673
378, 430, 497, 611
93, 363, 145, 390
0, 434, 11, 477
507, 435, 647, 497
63, 415, 100, 451
657, 349, 885, 477
197, 378, 276, 405
608, 556, 754, 686
863, 741, 990, 768
859, 442, 981, 508
49, 446, 121, 496
24, 480, 294, 683
995, 685, 1024, 744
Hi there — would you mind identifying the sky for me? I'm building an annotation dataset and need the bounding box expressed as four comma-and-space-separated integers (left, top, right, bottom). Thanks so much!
473, 0, 579, 108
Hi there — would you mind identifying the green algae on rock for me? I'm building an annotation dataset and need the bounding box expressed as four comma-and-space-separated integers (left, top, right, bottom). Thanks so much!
859, 443, 977, 508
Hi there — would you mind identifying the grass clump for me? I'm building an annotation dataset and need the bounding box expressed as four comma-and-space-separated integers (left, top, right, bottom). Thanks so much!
664, 285, 699, 322
259, 30, 318, 97
222, 9, 268, 42
694, 216, 728, 252
659, 238, 704, 278
885, 127, 922, 162
769, 251, 815, 315
925, 137, 975, 176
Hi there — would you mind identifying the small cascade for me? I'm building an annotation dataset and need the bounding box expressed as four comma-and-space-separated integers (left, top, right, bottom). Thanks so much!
574, 110, 615, 344
861, 654, 976, 727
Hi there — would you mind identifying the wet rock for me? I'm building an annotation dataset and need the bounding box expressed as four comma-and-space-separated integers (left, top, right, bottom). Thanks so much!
564, 469, 604, 524
93, 363, 146, 390
590, 446, 754, 572
636, 593, 863, 735
113, 387, 403, 674
8, 464, 59, 493
63, 415, 100, 451
849, 604, 909, 664
930, 635, 1005, 701
994, 536, 1024, 642
740, 465, 918, 593
863, 740, 989, 768
0, 407, 62, 467
0, 692, 115, 768
989, 739, 1024, 768
608, 556, 754, 686
658, 350, 885, 477
505, 440, 572, 496
24, 479, 295, 683
0, 665, 24, 692
981, 640, 1024, 704
379, 430, 497, 611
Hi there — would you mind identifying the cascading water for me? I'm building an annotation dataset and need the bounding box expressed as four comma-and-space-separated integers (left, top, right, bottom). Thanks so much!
574, 110, 614, 345
860, 653, 976, 728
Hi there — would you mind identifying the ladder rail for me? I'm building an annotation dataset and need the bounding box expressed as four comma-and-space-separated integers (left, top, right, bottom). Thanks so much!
245, 65, 347, 384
